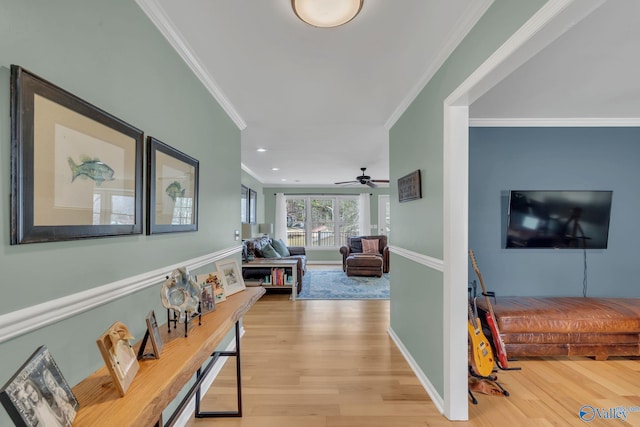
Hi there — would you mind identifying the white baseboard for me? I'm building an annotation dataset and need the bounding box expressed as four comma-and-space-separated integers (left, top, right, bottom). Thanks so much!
387, 326, 445, 414
172, 326, 245, 426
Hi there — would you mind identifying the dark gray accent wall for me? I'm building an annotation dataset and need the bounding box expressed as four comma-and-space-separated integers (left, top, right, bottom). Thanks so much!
469, 127, 640, 297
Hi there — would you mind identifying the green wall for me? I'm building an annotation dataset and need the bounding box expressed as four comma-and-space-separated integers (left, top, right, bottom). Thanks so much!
263, 186, 390, 262
388, 0, 546, 400
0, 1, 241, 423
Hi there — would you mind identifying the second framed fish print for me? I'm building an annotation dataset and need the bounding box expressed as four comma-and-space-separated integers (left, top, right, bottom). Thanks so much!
146, 137, 199, 234
10, 65, 144, 244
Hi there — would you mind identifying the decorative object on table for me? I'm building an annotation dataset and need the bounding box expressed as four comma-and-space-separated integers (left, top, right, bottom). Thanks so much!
215, 259, 246, 297
196, 272, 226, 304
161, 267, 201, 336
9, 65, 143, 245
397, 169, 422, 202
194, 275, 217, 315
146, 136, 199, 235
137, 310, 164, 360
0, 345, 79, 427
96, 322, 140, 397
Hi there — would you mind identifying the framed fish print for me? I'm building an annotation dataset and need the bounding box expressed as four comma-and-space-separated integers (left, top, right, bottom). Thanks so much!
9, 65, 144, 244
146, 137, 199, 234
0, 345, 79, 427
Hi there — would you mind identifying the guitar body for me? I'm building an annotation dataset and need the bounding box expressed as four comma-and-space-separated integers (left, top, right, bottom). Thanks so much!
468, 315, 495, 377
469, 249, 511, 369
484, 312, 509, 369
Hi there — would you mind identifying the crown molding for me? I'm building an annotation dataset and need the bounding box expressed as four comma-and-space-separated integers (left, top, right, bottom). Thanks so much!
469, 117, 640, 127
135, 0, 246, 130
0, 246, 240, 345
384, 0, 493, 130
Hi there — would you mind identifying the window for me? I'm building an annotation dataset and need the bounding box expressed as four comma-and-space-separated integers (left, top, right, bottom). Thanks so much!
285, 196, 359, 248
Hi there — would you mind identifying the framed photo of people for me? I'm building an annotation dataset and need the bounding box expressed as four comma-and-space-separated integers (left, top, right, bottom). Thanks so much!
0, 345, 79, 427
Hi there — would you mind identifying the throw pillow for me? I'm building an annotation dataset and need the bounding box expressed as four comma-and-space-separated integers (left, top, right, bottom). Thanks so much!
261, 243, 282, 258
362, 238, 379, 254
271, 238, 291, 257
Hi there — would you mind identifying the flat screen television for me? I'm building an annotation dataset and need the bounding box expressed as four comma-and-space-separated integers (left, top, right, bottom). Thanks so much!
506, 190, 613, 249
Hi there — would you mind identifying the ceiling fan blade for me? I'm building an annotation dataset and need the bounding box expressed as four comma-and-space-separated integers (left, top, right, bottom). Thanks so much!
371, 180, 389, 183
365, 181, 377, 188
334, 180, 358, 185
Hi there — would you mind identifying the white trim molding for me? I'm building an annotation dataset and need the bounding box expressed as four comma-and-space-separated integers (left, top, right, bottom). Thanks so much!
0, 246, 241, 345
388, 327, 444, 414
469, 117, 640, 127
388, 245, 444, 272
135, 0, 246, 130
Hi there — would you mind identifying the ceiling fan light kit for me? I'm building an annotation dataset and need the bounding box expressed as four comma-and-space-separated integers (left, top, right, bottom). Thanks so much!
292, 0, 363, 28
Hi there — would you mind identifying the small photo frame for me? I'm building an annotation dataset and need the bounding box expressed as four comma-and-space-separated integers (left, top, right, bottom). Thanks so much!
397, 169, 422, 203
196, 272, 226, 304
0, 345, 79, 427
215, 259, 246, 297
96, 321, 140, 397
138, 310, 163, 360
146, 136, 199, 234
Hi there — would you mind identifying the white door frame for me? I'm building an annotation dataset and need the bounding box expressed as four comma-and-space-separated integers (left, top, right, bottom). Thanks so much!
441, 0, 604, 420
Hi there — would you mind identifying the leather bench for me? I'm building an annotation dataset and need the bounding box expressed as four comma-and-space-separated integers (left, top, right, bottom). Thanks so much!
345, 254, 383, 277
475, 297, 640, 360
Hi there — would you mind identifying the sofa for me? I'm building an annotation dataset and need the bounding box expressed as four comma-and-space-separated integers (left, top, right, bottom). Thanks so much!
475, 297, 640, 361
242, 236, 306, 292
339, 235, 390, 276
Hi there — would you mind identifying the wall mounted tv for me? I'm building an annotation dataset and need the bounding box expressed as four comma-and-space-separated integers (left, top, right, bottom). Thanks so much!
506, 190, 613, 249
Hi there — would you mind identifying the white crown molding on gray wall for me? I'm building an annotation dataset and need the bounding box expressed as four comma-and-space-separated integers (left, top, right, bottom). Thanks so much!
0, 246, 240, 345
389, 245, 444, 272
135, 0, 246, 130
469, 117, 640, 127
384, 0, 493, 130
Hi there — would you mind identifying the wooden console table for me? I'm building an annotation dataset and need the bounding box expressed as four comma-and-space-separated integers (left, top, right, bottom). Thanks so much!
71, 287, 265, 427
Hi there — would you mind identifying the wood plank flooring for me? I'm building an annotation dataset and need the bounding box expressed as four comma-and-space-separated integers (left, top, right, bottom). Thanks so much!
187, 284, 640, 426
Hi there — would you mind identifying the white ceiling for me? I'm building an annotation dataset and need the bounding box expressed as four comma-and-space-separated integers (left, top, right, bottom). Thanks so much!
138, 0, 640, 187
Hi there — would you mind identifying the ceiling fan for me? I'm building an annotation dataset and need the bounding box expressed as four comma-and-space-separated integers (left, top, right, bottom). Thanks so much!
334, 167, 389, 188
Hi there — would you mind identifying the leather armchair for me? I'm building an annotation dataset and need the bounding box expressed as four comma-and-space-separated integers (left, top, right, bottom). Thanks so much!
339, 235, 390, 273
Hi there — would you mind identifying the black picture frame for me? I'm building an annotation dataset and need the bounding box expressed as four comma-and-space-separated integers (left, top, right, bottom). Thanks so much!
0, 346, 79, 427
10, 65, 144, 244
249, 189, 257, 224
139, 310, 163, 360
241, 185, 249, 224
146, 136, 199, 234
397, 170, 422, 203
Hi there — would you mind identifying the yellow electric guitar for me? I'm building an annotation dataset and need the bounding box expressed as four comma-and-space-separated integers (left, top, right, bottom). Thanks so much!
468, 298, 495, 377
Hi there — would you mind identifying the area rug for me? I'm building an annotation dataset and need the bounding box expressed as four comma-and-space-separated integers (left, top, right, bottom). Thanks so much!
296, 269, 389, 300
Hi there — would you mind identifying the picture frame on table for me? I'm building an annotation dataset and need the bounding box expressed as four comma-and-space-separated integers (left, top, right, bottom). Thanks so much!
146, 136, 199, 234
215, 259, 246, 297
196, 272, 227, 305
137, 310, 164, 360
9, 65, 144, 245
0, 345, 79, 427
96, 321, 139, 397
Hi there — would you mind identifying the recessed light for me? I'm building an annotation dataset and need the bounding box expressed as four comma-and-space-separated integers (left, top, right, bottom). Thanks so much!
256, 148, 267, 152
281, 178, 287, 182
271, 167, 280, 171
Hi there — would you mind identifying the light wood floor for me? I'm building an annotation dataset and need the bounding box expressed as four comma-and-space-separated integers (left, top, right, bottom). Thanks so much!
187, 274, 640, 426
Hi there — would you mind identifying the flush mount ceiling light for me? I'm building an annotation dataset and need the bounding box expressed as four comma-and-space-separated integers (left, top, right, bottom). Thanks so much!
292, 0, 363, 28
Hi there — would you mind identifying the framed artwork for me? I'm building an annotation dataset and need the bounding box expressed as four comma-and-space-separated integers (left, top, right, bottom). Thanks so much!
96, 321, 140, 397
215, 259, 246, 297
249, 189, 257, 224
9, 65, 143, 245
138, 310, 163, 360
0, 346, 79, 427
146, 136, 199, 234
196, 272, 227, 304
241, 185, 249, 224
397, 169, 422, 203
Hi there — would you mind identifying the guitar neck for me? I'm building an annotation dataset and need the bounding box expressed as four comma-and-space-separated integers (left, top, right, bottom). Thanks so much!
469, 251, 499, 326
